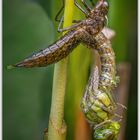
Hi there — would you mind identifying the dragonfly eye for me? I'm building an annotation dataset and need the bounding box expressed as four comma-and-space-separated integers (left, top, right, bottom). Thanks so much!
103, 1, 109, 8
94, 0, 109, 16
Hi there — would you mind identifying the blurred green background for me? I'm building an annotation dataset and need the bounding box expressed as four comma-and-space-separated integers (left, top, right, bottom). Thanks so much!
3, 0, 137, 140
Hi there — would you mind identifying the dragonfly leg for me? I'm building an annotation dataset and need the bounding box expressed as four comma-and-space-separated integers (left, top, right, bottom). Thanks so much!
74, 0, 88, 16
55, 0, 64, 22
55, 0, 82, 23
81, 0, 92, 12
89, 0, 95, 7
56, 0, 94, 17
56, 15, 82, 23
94, 119, 112, 129
114, 113, 123, 119
58, 16, 83, 32
72, 20, 82, 23
116, 102, 127, 110
57, 16, 64, 32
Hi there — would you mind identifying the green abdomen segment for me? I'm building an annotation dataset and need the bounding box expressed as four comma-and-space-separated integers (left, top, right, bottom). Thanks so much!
81, 32, 120, 139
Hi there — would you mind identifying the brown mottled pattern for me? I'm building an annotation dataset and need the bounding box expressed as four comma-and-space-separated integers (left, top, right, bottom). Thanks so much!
15, 30, 81, 68
13, 0, 108, 68
95, 33, 116, 88
80, 32, 117, 123
13, 0, 118, 122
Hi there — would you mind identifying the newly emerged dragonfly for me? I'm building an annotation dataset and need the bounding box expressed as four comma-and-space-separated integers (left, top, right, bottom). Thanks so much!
10, 0, 109, 68
80, 33, 126, 139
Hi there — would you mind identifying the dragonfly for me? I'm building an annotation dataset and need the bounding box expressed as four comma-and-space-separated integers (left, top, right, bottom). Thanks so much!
80, 32, 127, 139
9, 0, 109, 68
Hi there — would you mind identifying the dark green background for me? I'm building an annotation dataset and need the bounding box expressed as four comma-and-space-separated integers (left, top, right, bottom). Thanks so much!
3, 0, 137, 140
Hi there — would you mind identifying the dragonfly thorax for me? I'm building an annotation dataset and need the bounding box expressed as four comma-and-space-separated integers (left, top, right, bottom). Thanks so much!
89, 0, 109, 19
84, 17, 106, 36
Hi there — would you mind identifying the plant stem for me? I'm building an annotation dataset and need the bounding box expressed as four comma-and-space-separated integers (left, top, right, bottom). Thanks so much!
46, 0, 74, 140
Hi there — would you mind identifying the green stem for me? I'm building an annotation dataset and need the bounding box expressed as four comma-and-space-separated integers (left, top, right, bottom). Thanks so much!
46, 0, 74, 140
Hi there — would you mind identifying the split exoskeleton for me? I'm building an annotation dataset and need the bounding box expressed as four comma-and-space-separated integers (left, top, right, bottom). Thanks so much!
11, 0, 126, 139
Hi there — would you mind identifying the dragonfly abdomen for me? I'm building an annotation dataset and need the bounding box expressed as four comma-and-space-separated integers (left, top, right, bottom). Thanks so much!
95, 33, 116, 88
81, 32, 117, 125
80, 31, 117, 89
13, 30, 80, 68
81, 66, 115, 125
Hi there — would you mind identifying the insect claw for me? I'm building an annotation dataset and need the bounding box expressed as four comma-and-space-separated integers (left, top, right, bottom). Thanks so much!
116, 102, 127, 110
105, 15, 108, 25
7, 65, 16, 70
114, 113, 123, 119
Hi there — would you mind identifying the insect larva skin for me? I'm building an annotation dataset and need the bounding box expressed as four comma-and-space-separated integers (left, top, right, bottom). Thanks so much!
13, 24, 103, 68
79, 31, 118, 90
14, 30, 81, 68
95, 33, 116, 88
12, 0, 109, 68
81, 32, 118, 125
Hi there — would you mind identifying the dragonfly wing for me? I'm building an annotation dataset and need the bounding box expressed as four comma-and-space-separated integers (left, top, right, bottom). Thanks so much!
102, 27, 116, 40
90, 66, 99, 92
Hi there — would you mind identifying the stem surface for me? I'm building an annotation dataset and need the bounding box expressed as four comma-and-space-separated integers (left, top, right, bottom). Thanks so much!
47, 0, 74, 140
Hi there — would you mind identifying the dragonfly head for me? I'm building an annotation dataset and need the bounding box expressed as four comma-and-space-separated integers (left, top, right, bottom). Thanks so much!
90, 0, 109, 18
93, 121, 120, 140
